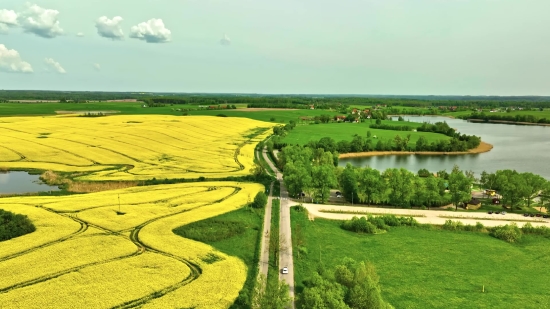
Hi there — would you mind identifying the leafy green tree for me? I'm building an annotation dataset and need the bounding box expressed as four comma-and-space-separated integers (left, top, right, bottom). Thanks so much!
357, 167, 385, 205
339, 164, 360, 203
415, 135, 429, 151
283, 161, 312, 198
521, 172, 547, 208
448, 166, 472, 210
495, 170, 530, 212
251, 274, 291, 309
302, 273, 349, 309
252, 191, 268, 208
383, 168, 415, 207
540, 182, 550, 213
424, 176, 444, 209
412, 177, 428, 207
311, 164, 338, 203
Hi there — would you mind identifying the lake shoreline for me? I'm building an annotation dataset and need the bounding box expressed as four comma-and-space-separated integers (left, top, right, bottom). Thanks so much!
467, 119, 550, 127
339, 141, 493, 158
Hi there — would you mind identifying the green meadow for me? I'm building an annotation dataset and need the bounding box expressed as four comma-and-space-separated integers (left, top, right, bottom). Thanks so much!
291, 208, 550, 309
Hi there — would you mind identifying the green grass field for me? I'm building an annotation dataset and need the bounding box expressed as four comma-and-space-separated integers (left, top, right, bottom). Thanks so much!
173, 207, 263, 308
281, 120, 450, 147
291, 208, 550, 309
0, 102, 182, 116
187, 109, 341, 123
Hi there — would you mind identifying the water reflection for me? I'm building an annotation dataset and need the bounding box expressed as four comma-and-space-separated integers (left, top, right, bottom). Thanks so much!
0, 172, 60, 194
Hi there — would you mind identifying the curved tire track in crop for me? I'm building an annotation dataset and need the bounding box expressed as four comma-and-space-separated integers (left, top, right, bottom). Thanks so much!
0, 212, 88, 263
111, 187, 241, 308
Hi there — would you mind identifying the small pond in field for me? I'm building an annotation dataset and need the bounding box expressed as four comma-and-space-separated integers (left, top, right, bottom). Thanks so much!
0, 172, 60, 195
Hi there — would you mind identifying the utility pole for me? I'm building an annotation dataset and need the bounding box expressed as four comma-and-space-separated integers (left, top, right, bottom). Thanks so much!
118, 194, 121, 213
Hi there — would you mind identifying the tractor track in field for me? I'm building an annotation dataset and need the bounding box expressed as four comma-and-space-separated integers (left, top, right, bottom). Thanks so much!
0, 187, 242, 305
0, 212, 88, 263
111, 187, 241, 308
0, 144, 26, 161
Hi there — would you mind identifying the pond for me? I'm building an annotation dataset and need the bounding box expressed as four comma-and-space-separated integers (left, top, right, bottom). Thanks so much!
339, 116, 550, 179
0, 172, 60, 195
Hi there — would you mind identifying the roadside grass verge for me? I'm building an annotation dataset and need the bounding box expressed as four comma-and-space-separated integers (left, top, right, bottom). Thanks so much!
173, 206, 264, 308
319, 209, 426, 218
290, 206, 550, 309
267, 199, 281, 287
439, 214, 547, 223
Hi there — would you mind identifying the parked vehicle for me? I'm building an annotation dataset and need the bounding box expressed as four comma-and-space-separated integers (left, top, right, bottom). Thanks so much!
282, 267, 289, 274
501, 211, 507, 215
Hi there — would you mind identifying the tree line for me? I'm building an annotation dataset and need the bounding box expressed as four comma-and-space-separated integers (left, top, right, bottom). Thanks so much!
3, 90, 549, 107
460, 111, 550, 124
278, 144, 550, 211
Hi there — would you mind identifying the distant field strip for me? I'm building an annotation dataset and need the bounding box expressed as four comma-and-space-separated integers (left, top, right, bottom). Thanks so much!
0, 115, 273, 180
0, 181, 263, 308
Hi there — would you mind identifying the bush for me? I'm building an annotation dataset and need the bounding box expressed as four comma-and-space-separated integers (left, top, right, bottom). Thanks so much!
173, 220, 246, 242
521, 223, 550, 236
0, 209, 36, 242
252, 191, 268, 209
341, 216, 377, 234
491, 223, 522, 243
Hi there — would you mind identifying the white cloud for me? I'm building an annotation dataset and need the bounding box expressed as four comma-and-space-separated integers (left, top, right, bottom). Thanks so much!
93, 63, 101, 71
95, 16, 124, 40
0, 44, 33, 73
0, 9, 18, 26
220, 33, 231, 46
0, 9, 18, 34
76, 32, 84, 37
129, 18, 171, 43
17, 4, 63, 38
44, 58, 66, 74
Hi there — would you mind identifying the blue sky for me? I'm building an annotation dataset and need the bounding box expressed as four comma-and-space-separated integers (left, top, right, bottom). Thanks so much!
0, 0, 549, 95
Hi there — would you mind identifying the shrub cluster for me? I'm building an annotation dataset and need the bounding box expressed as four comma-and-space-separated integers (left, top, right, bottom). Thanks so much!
173, 220, 246, 243
252, 191, 268, 209
0, 209, 36, 242
442, 220, 486, 232
490, 223, 522, 243
369, 123, 413, 131
341, 215, 419, 234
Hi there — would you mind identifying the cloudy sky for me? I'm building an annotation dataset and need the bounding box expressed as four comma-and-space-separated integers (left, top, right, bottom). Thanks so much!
0, 0, 549, 95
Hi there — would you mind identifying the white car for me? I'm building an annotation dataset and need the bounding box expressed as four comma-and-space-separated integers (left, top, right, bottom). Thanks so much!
282, 267, 289, 274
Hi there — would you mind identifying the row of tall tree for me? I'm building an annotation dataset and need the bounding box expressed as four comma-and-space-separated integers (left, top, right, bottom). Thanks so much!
480, 170, 550, 212
279, 145, 550, 211
279, 145, 339, 203
462, 111, 550, 124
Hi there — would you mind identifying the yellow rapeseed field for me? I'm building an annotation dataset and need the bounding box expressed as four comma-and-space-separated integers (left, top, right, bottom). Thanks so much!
0, 115, 273, 180
0, 181, 264, 308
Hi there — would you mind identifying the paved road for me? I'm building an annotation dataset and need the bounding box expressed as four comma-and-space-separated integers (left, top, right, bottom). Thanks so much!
262, 147, 295, 308
258, 182, 274, 281
303, 204, 550, 227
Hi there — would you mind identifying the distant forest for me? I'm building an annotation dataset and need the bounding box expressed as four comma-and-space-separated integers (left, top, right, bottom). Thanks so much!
1, 90, 550, 108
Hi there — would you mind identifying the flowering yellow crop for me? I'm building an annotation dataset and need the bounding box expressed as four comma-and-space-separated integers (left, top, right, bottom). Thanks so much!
0, 234, 136, 290
0, 252, 190, 309
0, 204, 81, 259
0, 181, 263, 308
0, 115, 273, 180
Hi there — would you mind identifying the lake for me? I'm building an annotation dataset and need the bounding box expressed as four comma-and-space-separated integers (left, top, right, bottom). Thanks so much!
339, 116, 550, 179
0, 172, 60, 195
